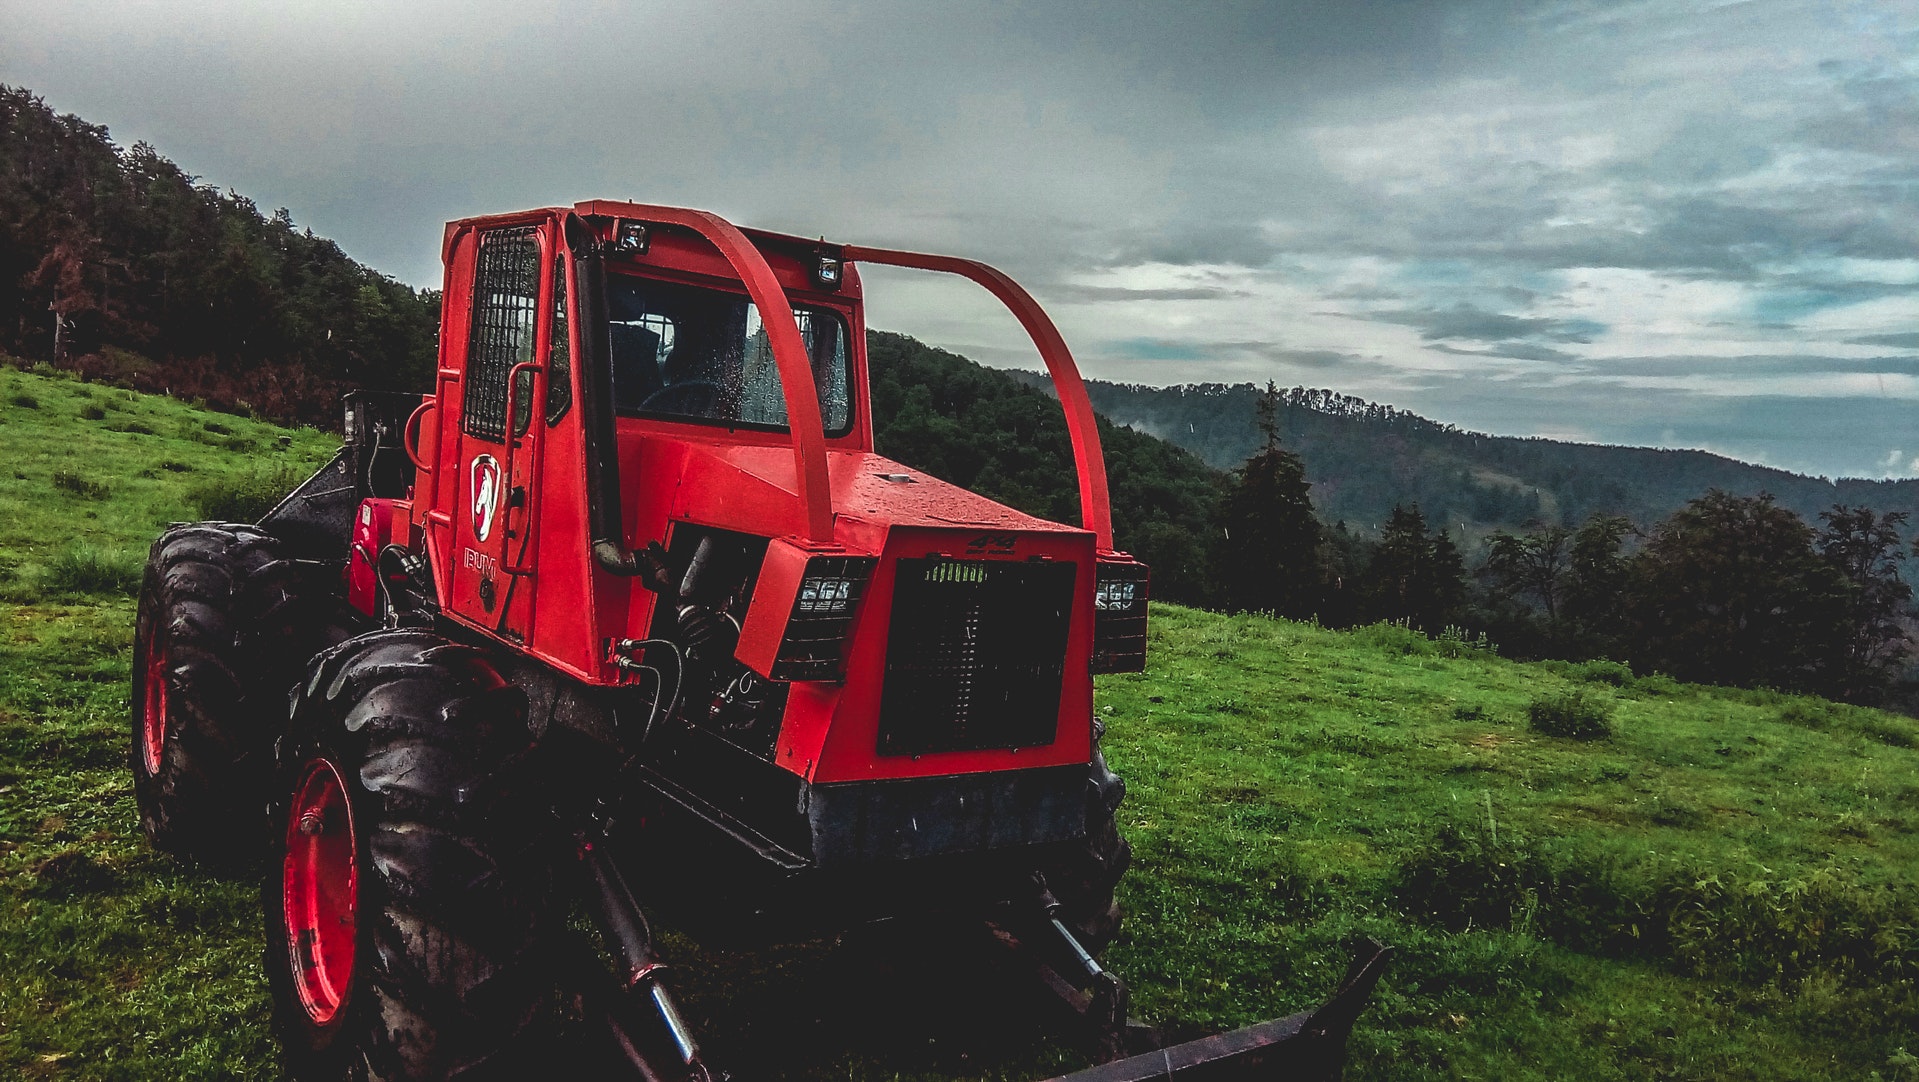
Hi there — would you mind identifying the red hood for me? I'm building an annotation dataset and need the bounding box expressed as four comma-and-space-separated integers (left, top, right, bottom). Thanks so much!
648, 438, 1086, 546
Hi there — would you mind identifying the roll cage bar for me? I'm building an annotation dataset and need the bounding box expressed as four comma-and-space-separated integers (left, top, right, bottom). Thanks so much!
570, 201, 1116, 552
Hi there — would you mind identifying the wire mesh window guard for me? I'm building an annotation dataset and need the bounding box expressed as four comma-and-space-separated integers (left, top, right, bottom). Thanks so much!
463, 226, 540, 442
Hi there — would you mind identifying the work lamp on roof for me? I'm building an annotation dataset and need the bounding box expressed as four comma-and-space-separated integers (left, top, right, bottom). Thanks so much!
614, 220, 650, 255
813, 252, 842, 289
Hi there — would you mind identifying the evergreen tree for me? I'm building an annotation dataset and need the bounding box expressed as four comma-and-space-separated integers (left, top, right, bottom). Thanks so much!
1215, 382, 1323, 616
1366, 504, 1466, 631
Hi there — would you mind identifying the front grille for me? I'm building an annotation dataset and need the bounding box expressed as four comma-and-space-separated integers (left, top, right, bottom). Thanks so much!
877, 558, 1076, 757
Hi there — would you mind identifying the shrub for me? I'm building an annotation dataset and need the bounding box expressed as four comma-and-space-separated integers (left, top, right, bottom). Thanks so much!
44, 545, 141, 596
1352, 620, 1432, 656
79, 405, 107, 420
1572, 659, 1633, 686
1527, 688, 1614, 740
186, 464, 306, 522
51, 470, 109, 500
1779, 699, 1834, 730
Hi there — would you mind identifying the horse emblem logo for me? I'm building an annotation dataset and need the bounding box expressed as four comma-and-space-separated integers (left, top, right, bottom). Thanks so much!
470, 455, 502, 542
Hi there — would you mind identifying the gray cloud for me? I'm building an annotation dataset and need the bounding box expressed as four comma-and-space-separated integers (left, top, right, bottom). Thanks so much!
1373, 305, 1603, 344
4, 0, 1916, 477
1850, 333, 1919, 350
1431, 342, 1581, 363
1049, 285, 1250, 303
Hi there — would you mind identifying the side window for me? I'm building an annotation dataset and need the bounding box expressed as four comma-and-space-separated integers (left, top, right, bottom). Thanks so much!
462, 226, 539, 442
546, 255, 572, 425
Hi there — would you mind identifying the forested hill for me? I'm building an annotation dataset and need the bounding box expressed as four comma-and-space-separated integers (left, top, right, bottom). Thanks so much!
1007, 375, 1919, 535
0, 85, 438, 424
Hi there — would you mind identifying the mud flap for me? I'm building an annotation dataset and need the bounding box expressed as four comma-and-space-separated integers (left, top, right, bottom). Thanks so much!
1042, 940, 1392, 1082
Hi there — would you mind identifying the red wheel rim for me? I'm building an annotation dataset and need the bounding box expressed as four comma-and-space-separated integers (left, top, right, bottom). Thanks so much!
140, 636, 169, 776
283, 758, 359, 1026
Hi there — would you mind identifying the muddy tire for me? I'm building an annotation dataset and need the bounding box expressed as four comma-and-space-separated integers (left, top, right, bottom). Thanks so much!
132, 522, 339, 863
266, 629, 554, 1081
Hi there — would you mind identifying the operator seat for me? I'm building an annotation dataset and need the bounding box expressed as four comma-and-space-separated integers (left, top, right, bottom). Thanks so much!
609, 323, 662, 413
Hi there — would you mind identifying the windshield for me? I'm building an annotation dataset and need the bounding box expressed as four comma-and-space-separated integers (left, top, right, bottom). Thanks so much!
605, 273, 852, 434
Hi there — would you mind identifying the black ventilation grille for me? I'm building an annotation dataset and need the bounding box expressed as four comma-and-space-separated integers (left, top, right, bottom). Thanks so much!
878, 558, 1076, 757
463, 226, 539, 442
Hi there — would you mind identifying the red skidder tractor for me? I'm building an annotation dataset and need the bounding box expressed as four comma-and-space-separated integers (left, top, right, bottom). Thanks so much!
130, 202, 1387, 1080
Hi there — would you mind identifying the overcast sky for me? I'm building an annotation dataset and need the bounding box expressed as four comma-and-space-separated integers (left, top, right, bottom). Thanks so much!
5, 0, 1917, 478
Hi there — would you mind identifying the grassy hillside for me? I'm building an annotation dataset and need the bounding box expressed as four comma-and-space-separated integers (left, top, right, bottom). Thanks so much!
3, 365, 1918, 1080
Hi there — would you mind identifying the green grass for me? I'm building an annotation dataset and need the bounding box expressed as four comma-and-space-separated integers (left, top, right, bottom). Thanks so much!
1098, 611, 1919, 1081
0, 363, 332, 1079
3, 360, 1918, 1079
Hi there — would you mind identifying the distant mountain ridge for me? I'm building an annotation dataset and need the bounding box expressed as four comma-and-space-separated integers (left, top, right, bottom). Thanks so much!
1004, 375, 1919, 535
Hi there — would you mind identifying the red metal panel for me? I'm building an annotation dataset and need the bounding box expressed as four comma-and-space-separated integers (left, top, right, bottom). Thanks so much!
733, 538, 815, 678
345, 497, 407, 617
840, 245, 1116, 552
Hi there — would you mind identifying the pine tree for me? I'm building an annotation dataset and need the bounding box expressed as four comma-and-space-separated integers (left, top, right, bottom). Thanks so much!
1216, 382, 1323, 616
1366, 504, 1466, 631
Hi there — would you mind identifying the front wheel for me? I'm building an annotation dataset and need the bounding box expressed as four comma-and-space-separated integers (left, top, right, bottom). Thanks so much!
266, 629, 554, 1080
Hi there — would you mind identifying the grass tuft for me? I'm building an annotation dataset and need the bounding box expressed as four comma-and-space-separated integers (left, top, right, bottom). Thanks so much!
1527, 688, 1614, 740
185, 463, 307, 522
43, 544, 142, 596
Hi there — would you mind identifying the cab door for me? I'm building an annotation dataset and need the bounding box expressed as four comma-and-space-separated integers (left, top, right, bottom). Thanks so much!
446, 223, 555, 642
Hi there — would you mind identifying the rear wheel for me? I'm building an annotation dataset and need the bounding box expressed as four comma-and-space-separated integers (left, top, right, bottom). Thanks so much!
266, 629, 554, 1081
132, 522, 335, 863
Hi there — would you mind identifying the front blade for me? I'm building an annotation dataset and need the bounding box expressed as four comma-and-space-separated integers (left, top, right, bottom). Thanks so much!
1043, 940, 1391, 1082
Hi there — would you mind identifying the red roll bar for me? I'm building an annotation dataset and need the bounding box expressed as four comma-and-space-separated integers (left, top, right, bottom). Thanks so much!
574, 201, 836, 543
843, 246, 1116, 552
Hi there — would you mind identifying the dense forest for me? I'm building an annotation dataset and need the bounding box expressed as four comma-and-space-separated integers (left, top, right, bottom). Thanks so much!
1013, 376, 1919, 539
0, 85, 438, 423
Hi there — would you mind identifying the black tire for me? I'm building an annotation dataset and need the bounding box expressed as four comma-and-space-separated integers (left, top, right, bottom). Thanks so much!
132, 521, 338, 863
266, 628, 554, 1081
1042, 744, 1132, 955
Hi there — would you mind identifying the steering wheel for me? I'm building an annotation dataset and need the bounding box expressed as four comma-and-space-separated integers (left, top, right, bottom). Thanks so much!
640, 379, 724, 416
